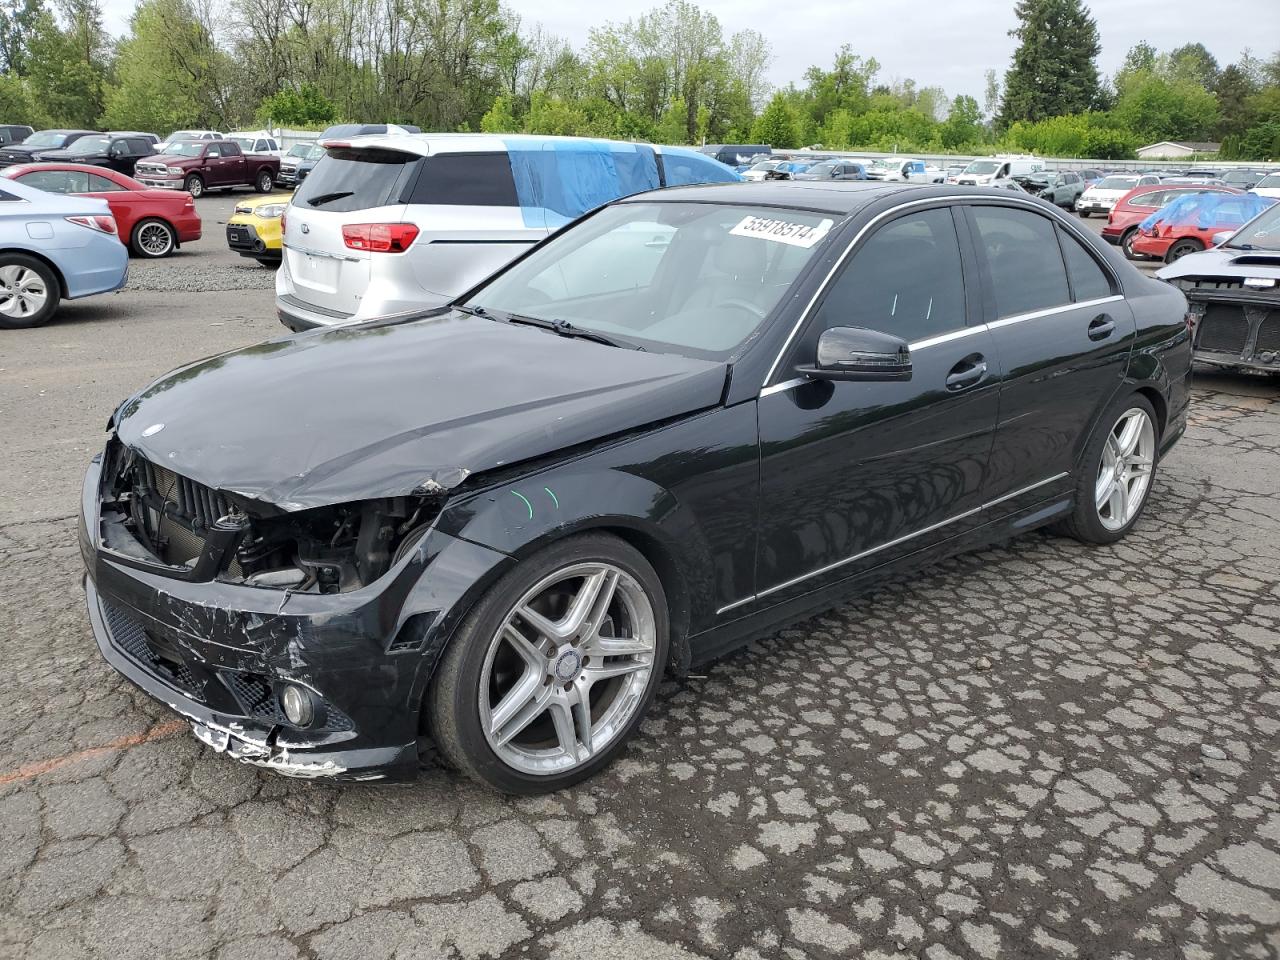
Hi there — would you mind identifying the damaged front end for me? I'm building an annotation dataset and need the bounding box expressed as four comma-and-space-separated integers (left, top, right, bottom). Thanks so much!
1167, 276, 1280, 374
80, 437, 511, 781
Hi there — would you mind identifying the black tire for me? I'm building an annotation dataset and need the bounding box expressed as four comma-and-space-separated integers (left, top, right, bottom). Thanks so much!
130, 218, 176, 258
1165, 238, 1203, 264
1056, 393, 1159, 545
1120, 228, 1142, 261
255, 170, 274, 193
429, 532, 669, 794
1078, 210, 1091, 219
0, 252, 58, 329
184, 174, 204, 198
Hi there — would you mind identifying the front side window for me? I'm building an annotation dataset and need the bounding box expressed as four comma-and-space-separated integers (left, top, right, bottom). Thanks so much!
1129, 190, 1164, 208
810, 207, 967, 344
469, 202, 835, 360
18, 169, 89, 193
970, 206, 1070, 319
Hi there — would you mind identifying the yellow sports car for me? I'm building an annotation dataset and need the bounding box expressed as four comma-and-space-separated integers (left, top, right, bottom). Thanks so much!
226, 195, 288, 266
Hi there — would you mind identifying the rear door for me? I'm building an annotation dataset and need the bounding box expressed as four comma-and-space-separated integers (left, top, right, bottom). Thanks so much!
282, 145, 417, 316
964, 202, 1134, 510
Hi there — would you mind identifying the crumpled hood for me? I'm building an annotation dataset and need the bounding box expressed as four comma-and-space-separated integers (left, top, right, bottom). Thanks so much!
113, 312, 728, 510
1156, 246, 1280, 283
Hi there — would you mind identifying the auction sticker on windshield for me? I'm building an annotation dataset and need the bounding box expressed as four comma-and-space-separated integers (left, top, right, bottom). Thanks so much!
730, 215, 833, 248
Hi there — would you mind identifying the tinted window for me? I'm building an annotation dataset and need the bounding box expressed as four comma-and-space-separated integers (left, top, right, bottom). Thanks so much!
294, 147, 420, 212
406, 152, 517, 206
970, 206, 1069, 318
812, 207, 966, 343
1129, 190, 1164, 208
0, 188, 22, 201
89, 173, 124, 192
126, 139, 149, 154
662, 149, 738, 186
1058, 229, 1112, 301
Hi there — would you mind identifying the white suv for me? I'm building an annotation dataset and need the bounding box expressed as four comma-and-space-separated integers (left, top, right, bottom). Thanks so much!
275, 134, 741, 331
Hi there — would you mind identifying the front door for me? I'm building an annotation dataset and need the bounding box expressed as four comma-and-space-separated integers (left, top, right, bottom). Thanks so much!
962, 202, 1134, 510
752, 203, 1001, 608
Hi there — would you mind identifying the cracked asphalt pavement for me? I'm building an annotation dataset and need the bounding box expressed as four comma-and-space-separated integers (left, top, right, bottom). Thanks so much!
2, 206, 1280, 959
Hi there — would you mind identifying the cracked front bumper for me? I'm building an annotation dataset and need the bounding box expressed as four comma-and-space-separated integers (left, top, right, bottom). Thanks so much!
79, 452, 512, 782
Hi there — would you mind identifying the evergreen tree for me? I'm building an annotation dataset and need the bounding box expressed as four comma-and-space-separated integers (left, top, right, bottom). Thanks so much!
998, 0, 1102, 127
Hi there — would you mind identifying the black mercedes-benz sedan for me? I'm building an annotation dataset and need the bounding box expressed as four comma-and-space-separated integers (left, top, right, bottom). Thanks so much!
81, 182, 1193, 793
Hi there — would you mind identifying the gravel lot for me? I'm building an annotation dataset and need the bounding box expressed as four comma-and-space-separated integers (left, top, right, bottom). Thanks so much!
2, 192, 1279, 960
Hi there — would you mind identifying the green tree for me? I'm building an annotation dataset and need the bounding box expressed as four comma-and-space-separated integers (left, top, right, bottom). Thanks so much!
1213, 64, 1259, 140
24, 7, 102, 127
1166, 42, 1219, 89
751, 92, 797, 148
998, 0, 1102, 127
655, 96, 688, 143
479, 93, 519, 132
0, 0, 44, 73
940, 94, 983, 148
1112, 71, 1219, 142
255, 85, 336, 127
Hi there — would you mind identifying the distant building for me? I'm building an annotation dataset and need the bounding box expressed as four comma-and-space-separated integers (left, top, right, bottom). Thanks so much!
1136, 140, 1222, 160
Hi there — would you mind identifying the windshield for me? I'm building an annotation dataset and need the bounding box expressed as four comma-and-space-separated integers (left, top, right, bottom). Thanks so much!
963, 160, 1001, 175
22, 131, 69, 148
229, 137, 254, 151
749, 160, 779, 171
305, 144, 327, 160
807, 161, 839, 175
467, 202, 834, 361
164, 141, 207, 157
65, 136, 110, 155
287, 142, 314, 159
1255, 174, 1280, 189
164, 131, 199, 142
1096, 176, 1139, 191
1224, 203, 1280, 250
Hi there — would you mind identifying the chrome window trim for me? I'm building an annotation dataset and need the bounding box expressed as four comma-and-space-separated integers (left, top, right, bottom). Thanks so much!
761, 194, 1124, 389
759, 295, 1123, 398
715, 471, 1069, 615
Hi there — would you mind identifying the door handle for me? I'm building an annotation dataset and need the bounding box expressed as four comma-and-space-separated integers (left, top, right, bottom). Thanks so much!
945, 354, 988, 391
1088, 314, 1116, 340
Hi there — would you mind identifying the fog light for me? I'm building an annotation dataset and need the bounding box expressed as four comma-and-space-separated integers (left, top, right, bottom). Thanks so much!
280, 684, 315, 727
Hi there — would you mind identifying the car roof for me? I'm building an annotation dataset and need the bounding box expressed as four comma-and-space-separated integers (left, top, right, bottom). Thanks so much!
619, 180, 927, 214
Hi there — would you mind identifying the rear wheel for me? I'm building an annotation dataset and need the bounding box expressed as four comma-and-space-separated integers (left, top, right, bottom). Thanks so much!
429, 533, 669, 794
1078, 210, 1091, 219
1120, 228, 1142, 260
131, 218, 176, 258
255, 170, 274, 193
184, 174, 204, 198
1057, 394, 1159, 544
0, 253, 57, 329
1165, 238, 1203, 264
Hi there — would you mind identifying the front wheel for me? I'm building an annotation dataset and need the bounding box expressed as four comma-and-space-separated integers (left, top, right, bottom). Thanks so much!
429, 533, 669, 794
0, 253, 58, 328
1077, 210, 1091, 219
131, 218, 176, 258
1057, 394, 1159, 544
1165, 238, 1203, 264
255, 170, 274, 193
184, 174, 204, 198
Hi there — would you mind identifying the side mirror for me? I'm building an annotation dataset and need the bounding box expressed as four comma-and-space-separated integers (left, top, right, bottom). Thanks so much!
797, 327, 912, 382
1211, 231, 1232, 247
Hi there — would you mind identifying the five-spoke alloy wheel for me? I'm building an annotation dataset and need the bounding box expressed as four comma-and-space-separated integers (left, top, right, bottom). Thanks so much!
430, 533, 669, 793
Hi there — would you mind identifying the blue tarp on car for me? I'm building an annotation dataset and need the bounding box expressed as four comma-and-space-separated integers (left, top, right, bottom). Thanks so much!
504, 138, 661, 229
1138, 192, 1276, 233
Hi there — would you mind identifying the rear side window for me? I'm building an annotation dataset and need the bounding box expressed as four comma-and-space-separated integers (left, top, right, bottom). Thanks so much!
661, 148, 738, 187
812, 207, 967, 343
970, 206, 1070, 318
1057, 229, 1113, 301
406, 153, 517, 206
89, 173, 124, 192
1130, 191, 1164, 208
294, 147, 421, 213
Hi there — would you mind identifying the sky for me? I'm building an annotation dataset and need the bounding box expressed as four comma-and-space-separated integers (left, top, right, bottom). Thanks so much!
99, 0, 1280, 105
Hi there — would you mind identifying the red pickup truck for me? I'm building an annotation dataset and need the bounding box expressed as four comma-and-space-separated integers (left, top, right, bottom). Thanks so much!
134, 140, 280, 198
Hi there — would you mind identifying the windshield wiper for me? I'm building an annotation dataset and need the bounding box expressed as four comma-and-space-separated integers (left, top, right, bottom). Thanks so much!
502, 312, 642, 350
306, 191, 354, 207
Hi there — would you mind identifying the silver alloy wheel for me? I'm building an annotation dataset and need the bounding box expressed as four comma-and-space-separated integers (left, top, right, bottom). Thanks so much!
0, 264, 48, 319
1095, 407, 1156, 532
137, 221, 173, 257
479, 562, 657, 776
